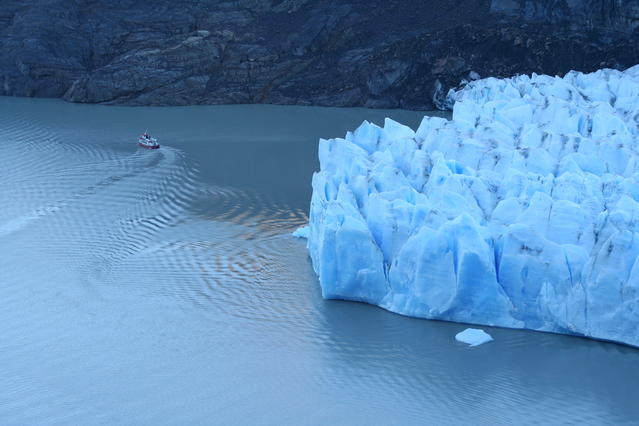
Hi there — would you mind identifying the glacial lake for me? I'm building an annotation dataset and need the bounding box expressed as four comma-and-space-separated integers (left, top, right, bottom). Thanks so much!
0, 96, 637, 425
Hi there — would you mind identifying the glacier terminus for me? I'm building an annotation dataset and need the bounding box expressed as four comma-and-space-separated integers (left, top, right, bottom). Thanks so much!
305, 66, 639, 347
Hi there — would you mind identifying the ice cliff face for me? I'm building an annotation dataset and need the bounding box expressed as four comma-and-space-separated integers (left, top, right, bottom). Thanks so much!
307, 66, 639, 346
1, 0, 639, 108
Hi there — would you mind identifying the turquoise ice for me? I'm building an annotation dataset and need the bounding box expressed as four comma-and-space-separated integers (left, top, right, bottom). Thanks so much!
306, 66, 639, 347
455, 328, 494, 347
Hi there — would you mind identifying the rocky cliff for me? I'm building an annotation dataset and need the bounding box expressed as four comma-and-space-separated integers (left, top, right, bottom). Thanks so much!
1, 0, 638, 109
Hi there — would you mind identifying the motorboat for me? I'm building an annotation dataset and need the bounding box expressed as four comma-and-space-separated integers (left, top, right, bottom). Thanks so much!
138, 132, 160, 149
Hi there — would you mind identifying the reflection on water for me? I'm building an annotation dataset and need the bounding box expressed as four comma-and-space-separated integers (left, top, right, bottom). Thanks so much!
0, 97, 637, 425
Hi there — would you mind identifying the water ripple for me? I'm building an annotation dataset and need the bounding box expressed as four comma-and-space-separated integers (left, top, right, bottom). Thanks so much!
1, 98, 637, 425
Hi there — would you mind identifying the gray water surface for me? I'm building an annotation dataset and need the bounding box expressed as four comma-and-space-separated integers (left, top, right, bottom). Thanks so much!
0, 97, 637, 425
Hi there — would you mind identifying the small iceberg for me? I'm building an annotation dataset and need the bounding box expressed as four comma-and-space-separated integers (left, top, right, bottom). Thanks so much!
455, 328, 494, 347
292, 226, 309, 239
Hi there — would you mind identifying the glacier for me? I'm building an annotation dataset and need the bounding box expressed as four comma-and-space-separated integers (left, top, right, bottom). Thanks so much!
306, 66, 639, 347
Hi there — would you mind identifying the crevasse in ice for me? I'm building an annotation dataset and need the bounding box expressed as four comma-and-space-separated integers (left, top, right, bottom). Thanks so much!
306, 66, 639, 347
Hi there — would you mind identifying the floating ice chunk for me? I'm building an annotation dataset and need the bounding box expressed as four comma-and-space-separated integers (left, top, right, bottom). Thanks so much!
455, 328, 494, 347
292, 226, 309, 239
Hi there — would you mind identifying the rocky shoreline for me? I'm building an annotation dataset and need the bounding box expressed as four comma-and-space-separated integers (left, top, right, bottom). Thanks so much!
2, 0, 639, 110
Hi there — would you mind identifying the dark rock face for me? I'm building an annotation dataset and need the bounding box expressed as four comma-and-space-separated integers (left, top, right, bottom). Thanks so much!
1, 0, 638, 109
